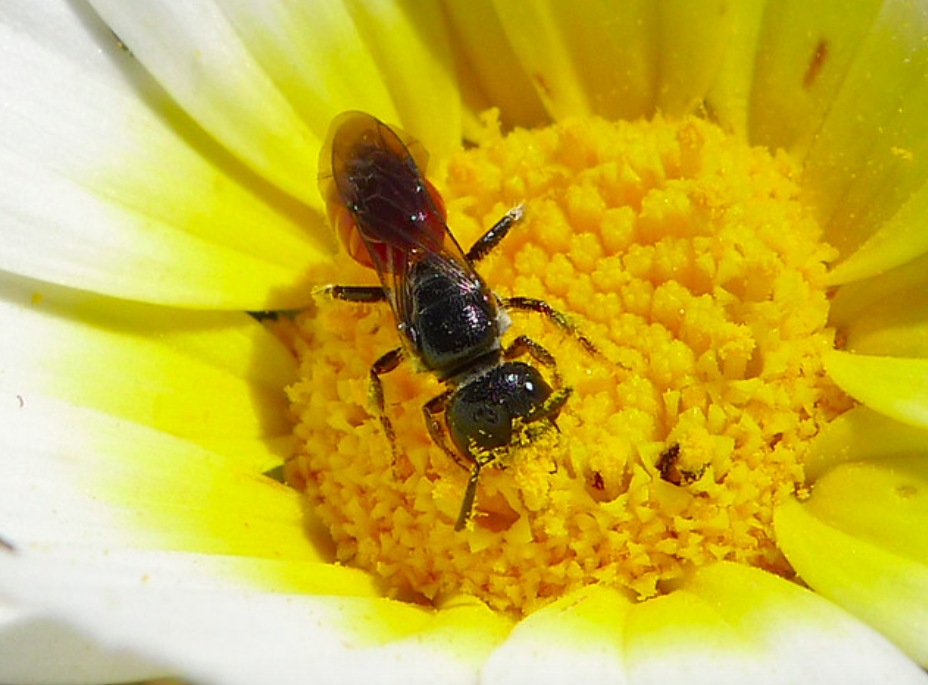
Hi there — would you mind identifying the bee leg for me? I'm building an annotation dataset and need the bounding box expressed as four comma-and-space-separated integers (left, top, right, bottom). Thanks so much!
423, 390, 469, 469
501, 296, 598, 356
504, 335, 573, 424
455, 461, 484, 531
322, 285, 388, 303
369, 347, 404, 460
424, 392, 488, 531
503, 334, 562, 386
464, 204, 524, 264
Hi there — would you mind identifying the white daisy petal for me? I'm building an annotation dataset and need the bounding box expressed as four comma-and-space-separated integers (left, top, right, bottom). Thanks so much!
480, 585, 631, 684
0, 543, 513, 685
216, 0, 401, 132
0, 548, 420, 685
0, 272, 296, 451
0, 601, 166, 685
627, 562, 926, 684
800, 0, 928, 259
0, 391, 313, 560
481, 563, 925, 685
805, 405, 928, 481
826, 178, 928, 285
493, 0, 660, 121
340, 0, 461, 158
86, 0, 321, 207
1, 0, 332, 308
777, 483, 928, 667
0, 391, 507, 682
823, 350, 928, 430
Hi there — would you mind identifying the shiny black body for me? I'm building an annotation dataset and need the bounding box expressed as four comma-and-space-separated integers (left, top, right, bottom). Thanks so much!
402, 255, 499, 380
322, 112, 589, 530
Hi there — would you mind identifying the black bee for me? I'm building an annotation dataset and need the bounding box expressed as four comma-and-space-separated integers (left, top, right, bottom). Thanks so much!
319, 112, 594, 530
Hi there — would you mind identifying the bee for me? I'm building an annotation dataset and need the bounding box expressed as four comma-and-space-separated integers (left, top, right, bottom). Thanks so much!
319, 112, 594, 530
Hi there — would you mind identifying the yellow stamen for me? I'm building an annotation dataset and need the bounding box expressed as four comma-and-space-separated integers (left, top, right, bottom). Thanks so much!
287, 113, 852, 614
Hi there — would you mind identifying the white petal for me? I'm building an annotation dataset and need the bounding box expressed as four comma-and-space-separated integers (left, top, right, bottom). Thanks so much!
0, 271, 295, 451
217, 0, 402, 133
776, 464, 928, 667
0, 392, 313, 561
481, 563, 927, 685
0, 544, 509, 685
86, 0, 321, 207
0, 0, 333, 308
0, 600, 166, 685
339, 0, 461, 158
628, 563, 926, 685
480, 585, 631, 684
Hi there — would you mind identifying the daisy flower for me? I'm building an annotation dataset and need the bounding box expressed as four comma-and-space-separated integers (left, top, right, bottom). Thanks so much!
2, 1, 928, 684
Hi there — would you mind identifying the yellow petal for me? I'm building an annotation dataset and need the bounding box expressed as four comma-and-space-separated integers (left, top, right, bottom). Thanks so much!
88, 1, 322, 207
1, 9, 334, 308
0, 275, 295, 447
627, 561, 922, 681
493, 0, 659, 121
823, 350, 928, 429
800, 0, 928, 259
827, 178, 928, 285
702, 0, 766, 137
749, 0, 883, 155
829, 249, 928, 330
443, 0, 547, 130
805, 457, 928, 564
0, 393, 311, 563
343, 0, 461, 160
837, 276, 928, 358
806, 405, 928, 481
368, 596, 513, 670
217, 0, 401, 137
654, 0, 732, 117
776, 491, 928, 666
481, 585, 632, 683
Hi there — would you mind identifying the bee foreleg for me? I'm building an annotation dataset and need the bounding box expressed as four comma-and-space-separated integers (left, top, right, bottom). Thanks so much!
422, 390, 468, 469
464, 204, 524, 264
455, 462, 483, 531
369, 347, 404, 460
503, 334, 562, 386
502, 296, 598, 356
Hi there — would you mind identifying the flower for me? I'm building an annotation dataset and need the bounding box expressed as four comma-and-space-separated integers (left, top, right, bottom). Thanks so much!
2, 1, 928, 684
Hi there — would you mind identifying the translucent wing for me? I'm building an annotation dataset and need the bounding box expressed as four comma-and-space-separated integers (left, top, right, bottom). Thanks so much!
319, 111, 484, 337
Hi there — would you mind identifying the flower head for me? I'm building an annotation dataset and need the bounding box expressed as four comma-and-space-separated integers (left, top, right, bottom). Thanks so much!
2, 1, 928, 684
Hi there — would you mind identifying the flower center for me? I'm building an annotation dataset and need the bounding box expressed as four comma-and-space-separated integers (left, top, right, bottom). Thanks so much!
286, 114, 851, 614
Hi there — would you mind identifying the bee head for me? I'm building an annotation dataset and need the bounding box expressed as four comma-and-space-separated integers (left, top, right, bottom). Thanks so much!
445, 361, 566, 459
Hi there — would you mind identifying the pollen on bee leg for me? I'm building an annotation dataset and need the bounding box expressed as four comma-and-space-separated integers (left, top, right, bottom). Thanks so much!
285, 114, 853, 615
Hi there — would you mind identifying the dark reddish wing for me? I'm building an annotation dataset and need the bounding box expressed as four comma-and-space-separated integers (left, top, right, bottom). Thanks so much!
323, 111, 483, 330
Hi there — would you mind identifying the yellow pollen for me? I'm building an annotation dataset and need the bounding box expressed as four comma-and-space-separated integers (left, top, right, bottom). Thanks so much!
286, 114, 851, 614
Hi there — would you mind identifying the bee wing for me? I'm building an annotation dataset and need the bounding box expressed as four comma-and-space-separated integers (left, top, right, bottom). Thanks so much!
321, 110, 484, 337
